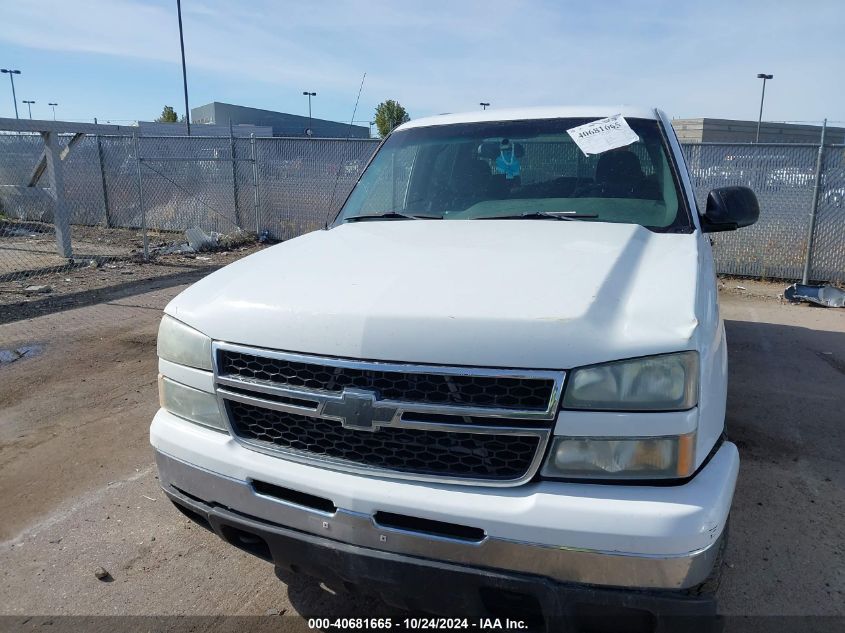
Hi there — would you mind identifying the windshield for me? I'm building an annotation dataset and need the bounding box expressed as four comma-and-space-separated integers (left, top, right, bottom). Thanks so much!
335, 117, 690, 231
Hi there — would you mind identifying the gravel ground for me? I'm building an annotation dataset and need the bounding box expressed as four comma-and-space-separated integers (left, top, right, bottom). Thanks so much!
0, 277, 842, 625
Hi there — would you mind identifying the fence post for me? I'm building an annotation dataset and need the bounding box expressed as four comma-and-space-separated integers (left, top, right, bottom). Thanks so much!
250, 133, 260, 235
801, 118, 827, 284
229, 120, 242, 228
95, 134, 113, 228
133, 131, 148, 261
41, 131, 73, 259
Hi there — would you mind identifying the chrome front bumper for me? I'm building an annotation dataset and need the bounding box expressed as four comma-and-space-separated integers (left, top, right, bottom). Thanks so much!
155, 450, 724, 590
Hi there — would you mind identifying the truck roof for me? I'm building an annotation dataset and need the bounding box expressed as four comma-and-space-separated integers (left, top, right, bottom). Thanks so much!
397, 106, 661, 131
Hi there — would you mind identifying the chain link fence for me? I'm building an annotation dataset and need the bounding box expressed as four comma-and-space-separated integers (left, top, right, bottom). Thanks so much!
811, 145, 845, 281
0, 131, 377, 319
684, 142, 845, 281
0, 132, 140, 285
1, 129, 843, 308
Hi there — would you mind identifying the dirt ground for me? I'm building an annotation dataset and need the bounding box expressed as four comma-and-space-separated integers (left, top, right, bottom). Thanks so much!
0, 223, 140, 277
0, 276, 842, 624
0, 220, 267, 323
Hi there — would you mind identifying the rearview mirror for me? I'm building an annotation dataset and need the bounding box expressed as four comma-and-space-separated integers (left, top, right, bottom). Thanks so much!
477, 141, 526, 160
700, 186, 760, 233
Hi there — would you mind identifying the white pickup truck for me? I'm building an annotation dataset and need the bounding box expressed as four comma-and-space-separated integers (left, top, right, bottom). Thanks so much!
151, 106, 759, 629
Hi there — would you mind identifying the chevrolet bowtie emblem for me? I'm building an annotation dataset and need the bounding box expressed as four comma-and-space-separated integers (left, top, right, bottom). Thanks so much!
321, 388, 395, 431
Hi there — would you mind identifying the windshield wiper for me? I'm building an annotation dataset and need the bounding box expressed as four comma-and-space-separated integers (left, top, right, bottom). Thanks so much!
477, 211, 598, 221
344, 211, 442, 222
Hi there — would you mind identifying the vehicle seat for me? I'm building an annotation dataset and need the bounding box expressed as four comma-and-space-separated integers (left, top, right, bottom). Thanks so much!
594, 150, 645, 198
450, 158, 494, 209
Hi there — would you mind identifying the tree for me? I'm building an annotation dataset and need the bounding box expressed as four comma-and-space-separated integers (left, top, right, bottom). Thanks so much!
374, 100, 409, 137
156, 105, 179, 123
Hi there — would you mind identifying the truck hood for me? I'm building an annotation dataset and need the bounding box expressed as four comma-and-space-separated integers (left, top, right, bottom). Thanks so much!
166, 221, 702, 369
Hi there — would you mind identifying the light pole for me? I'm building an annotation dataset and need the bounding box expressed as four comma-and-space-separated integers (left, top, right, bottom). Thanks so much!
48, 102, 58, 120
480, 102, 490, 110
755, 73, 773, 143
22, 99, 35, 119
1, 68, 21, 118
177, 0, 191, 135
303, 91, 316, 135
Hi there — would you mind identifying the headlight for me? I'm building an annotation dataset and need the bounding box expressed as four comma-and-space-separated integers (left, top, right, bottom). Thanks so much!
541, 433, 696, 480
562, 351, 698, 411
157, 315, 212, 370
159, 376, 227, 432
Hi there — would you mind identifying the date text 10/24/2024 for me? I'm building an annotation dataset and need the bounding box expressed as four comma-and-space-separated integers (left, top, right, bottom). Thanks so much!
307, 618, 529, 630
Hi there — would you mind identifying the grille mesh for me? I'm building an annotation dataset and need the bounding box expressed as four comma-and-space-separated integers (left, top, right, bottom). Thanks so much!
228, 400, 540, 480
219, 350, 554, 410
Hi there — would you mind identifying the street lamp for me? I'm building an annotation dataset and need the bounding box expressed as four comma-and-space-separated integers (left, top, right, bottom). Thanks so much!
755, 73, 773, 143
48, 102, 58, 120
303, 91, 316, 136
1, 68, 21, 119
22, 99, 35, 119
480, 102, 490, 110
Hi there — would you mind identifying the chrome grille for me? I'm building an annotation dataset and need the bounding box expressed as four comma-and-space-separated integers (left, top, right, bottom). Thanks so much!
219, 349, 555, 410
213, 342, 565, 486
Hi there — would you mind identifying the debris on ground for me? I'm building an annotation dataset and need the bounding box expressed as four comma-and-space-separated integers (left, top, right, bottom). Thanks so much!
152, 242, 196, 256
23, 285, 52, 294
218, 228, 255, 250
149, 227, 256, 257
0, 344, 44, 365
94, 566, 112, 581
71, 258, 99, 268
784, 283, 845, 308
0, 220, 267, 319
185, 228, 221, 252
1, 241, 265, 322
2, 227, 39, 238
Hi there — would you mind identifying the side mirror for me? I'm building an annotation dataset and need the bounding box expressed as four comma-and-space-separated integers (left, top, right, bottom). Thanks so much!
700, 186, 760, 233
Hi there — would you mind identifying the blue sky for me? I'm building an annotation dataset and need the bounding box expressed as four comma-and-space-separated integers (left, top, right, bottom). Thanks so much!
0, 0, 842, 126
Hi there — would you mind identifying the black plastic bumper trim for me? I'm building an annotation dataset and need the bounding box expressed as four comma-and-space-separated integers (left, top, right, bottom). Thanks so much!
162, 485, 718, 631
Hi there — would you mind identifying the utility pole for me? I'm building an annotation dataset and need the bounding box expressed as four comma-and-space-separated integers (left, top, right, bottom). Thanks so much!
177, 0, 191, 135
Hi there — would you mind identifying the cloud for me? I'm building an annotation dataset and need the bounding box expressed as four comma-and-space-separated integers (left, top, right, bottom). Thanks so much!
2, 1, 178, 63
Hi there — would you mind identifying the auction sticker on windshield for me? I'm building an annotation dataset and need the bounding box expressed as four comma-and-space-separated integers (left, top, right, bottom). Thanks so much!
566, 114, 640, 156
